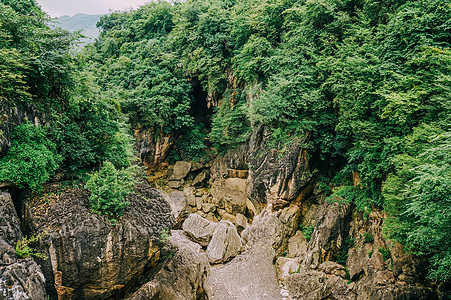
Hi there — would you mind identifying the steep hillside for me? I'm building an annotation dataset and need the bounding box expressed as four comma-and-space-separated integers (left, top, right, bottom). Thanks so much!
0, 0, 450, 299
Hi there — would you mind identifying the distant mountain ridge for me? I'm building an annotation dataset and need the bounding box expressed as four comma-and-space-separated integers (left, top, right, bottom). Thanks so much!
55, 13, 103, 43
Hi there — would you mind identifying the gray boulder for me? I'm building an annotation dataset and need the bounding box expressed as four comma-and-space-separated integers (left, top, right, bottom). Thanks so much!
169, 161, 192, 181
182, 214, 217, 247
206, 220, 242, 264
162, 190, 189, 228
206, 245, 282, 300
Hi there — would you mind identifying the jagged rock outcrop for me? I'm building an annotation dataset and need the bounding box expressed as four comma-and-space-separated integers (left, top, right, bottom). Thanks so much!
162, 190, 189, 228
22, 182, 174, 299
0, 192, 47, 300
134, 128, 175, 169
126, 230, 209, 300
301, 202, 353, 269
246, 126, 311, 205
276, 202, 437, 300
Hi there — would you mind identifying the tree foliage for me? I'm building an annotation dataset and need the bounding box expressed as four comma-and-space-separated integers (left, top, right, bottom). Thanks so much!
0, 123, 61, 190
86, 161, 136, 217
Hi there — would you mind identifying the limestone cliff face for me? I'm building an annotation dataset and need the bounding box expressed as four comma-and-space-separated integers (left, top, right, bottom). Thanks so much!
0, 192, 47, 300
22, 182, 174, 299
133, 127, 175, 170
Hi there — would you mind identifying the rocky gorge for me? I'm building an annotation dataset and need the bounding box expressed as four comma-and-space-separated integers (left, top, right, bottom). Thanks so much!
0, 124, 444, 300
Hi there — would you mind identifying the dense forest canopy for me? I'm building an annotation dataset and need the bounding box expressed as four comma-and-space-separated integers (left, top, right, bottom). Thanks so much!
0, 0, 450, 283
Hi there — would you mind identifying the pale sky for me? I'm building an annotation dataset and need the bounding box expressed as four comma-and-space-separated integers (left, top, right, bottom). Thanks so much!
36, 0, 152, 17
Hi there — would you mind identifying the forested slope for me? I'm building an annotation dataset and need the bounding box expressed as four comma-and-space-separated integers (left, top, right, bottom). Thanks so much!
1, 0, 450, 287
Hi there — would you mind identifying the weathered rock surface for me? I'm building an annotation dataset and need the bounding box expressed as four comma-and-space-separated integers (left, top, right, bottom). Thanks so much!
22, 183, 174, 299
206, 245, 282, 300
0, 192, 47, 300
169, 161, 192, 181
210, 177, 248, 215
287, 231, 308, 258
182, 214, 217, 247
134, 128, 175, 169
206, 220, 242, 264
126, 230, 209, 300
302, 202, 352, 269
206, 207, 300, 299
285, 269, 355, 300
192, 170, 209, 187
162, 190, 189, 228
242, 206, 300, 254
246, 125, 311, 204
0, 102, 43, 158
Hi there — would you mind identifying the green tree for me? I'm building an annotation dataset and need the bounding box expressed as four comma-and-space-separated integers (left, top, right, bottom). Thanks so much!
0, 123, 61, 190
86, 161, 136, 217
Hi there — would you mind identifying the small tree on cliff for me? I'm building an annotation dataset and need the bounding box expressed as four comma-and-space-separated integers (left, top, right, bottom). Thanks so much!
86, 161, 136, 217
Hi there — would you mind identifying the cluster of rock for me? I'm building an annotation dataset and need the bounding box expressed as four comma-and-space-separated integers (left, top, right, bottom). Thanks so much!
12, 182, 175, 299
276, 202, 436, 299
1, 123, 444, 300
161, 159, 254, 232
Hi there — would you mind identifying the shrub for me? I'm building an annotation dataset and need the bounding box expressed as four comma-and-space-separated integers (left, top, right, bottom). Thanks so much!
178, 124, 208, 161
364, 232, 374, 243
86, 161, 136, 217
209, 92, 250, 154
378, 247, 392, 261
16, 232, 48, 260
0, 123, 61, 190
299, 224, 315, 242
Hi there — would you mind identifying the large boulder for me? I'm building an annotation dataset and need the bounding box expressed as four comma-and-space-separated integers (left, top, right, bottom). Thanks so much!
0, 192, 47, 300
182, 214, 217, 247
285, 269, 356, 300
126, 230, 210, 300
242, 206, 300, 254
169, 161, 192, 181
206, 220, 242, 264
22, 182, 174, 299
162, 190, 189, 228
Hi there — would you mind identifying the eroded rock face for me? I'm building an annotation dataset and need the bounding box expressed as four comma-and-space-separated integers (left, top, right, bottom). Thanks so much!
134, 128, 175, 169
206, 244, 282, 300
162, 190, 189, 228
285, 270, 356, 300
126, 230, 209, 300
22, 183, 174, 299
0, 192, 47, 300
246, 126, 311, 205
302, 202, 352, 269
